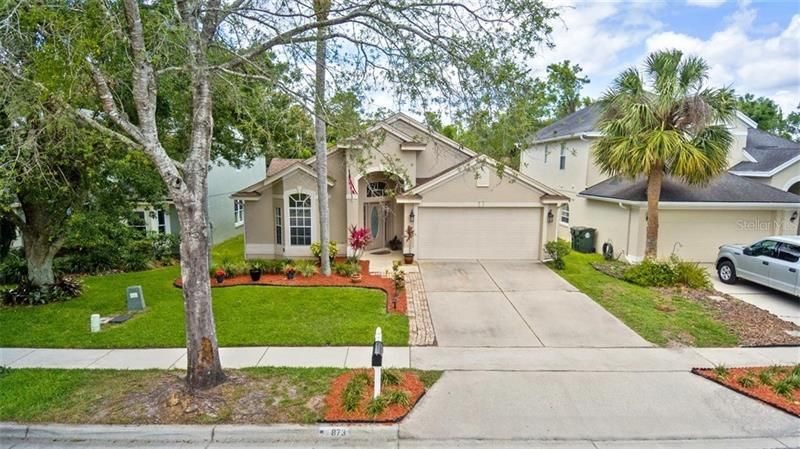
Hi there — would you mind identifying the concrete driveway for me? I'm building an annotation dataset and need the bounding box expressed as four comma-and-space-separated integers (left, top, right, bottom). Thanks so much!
705, 264, 800, 326
419, 260, 650, 348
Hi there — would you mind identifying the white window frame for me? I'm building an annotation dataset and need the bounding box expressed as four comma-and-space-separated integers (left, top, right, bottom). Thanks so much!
288, 193, 312, 246
157, 210, 167, 234
559, 145, 566, 170
131, 211, 147, 233
275, 207, 283, 246
234, 200, 244, 226
560, 204, 570, 225
543, 144, 548, 163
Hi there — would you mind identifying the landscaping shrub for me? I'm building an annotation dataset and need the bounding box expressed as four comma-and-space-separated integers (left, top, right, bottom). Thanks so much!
333, 261, 360, 277
260, 259, 289, 274
310, 240, 339, 260
545, 238, 572, 269
151, 233, 181, 262
295, 260, 318, 277
1, 276, 82, 306
0, 250, 26, 284
622, 256, 711, 289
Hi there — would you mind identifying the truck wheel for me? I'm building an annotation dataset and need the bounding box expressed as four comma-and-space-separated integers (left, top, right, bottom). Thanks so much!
717, 260, 737, 284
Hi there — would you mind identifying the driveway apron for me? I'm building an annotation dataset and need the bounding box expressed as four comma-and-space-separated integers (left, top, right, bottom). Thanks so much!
419, 260, 650, 348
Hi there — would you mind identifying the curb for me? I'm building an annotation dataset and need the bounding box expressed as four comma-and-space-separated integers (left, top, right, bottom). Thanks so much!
0, 422, 398, 444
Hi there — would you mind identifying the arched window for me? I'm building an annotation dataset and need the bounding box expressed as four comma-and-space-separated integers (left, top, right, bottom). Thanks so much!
367, 181, 387, 198
289, 193, 312, 245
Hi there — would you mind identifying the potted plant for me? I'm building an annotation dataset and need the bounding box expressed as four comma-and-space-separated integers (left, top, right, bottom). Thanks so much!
249, 260, 264, 282
283, 264, 296, 280
214, 268, 226, 284
350, 271, 362, 283
310, 240, 339, 264
403, 225, 416, 264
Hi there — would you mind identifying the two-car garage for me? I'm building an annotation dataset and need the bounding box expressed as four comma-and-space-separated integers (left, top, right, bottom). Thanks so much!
416, 207, 542, 260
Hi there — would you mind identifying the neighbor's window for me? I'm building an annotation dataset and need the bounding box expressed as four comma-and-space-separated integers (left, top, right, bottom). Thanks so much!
560, 205, 570, 224
234, 200, 244, 225
289, 193, 312, 245
157, 210, 167, 234
131, 211, 147, 233
544, 145, 548, 163
275, 207, 283, 245
367, 181, 387, 198
559, 145, 566, 170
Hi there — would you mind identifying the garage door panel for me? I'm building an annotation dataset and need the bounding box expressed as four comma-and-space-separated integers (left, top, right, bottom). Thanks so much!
418, 207, 540, 260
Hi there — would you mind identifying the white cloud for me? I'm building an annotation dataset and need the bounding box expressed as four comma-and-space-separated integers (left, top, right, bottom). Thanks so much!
644, 4, 800, 112
686, 0, 727, 8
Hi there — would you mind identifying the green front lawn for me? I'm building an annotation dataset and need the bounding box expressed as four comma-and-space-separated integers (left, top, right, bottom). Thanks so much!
550, 252, 738, 347
211, 234, 245, 262
0, 265, 408, 348
0, 367, 441, 424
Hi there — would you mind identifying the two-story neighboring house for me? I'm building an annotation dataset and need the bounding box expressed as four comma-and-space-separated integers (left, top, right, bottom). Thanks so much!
521, 105, 800, 262
134, 157, 267, 244
233, 113, 568, 260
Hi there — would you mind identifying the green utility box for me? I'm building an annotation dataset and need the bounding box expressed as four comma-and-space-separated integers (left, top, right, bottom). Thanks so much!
570, 227, 596, 253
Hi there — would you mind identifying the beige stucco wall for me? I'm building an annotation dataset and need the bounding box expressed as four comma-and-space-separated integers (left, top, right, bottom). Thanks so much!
522, 138, 595, 196
311, 149, 348, 243
761, 158, 800, 191
421, 165, 544, 203
657, 209, 783, 262
580, 199, 639, 256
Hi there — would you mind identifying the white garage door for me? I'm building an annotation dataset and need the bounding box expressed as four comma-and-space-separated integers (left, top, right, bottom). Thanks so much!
417, 207, 541, 260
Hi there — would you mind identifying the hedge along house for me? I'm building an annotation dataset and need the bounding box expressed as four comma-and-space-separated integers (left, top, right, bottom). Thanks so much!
232, 113, 568, 261
521, 105, 800, 262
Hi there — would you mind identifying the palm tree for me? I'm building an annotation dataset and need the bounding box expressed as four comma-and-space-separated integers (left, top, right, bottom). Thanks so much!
593, 49, 736, 258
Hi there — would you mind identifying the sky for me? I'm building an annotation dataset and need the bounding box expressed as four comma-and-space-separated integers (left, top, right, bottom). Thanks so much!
372, 0, 800, 118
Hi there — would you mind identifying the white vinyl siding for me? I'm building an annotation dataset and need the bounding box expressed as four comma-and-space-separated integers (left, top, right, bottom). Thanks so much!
417, 207, 541, 259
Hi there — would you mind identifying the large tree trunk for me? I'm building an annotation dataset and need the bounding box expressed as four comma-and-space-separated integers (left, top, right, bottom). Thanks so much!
17, 195, 65, 287
644, 164, 663, 259
314, 0, 331, 276
22, 230, 58, 287
175, 194, 225, 390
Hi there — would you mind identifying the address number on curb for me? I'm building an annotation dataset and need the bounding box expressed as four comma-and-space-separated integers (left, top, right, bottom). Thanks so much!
319, 426, 349, 437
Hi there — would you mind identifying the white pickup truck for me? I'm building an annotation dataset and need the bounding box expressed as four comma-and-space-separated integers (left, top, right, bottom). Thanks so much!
715, 235, 800, 297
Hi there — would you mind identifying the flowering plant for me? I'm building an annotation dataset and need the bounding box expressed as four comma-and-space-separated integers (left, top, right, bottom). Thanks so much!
348, 225, 371, 261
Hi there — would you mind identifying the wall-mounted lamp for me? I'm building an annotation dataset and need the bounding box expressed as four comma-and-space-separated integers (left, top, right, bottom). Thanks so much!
547, 210, 554, 223
791, 211, 798, 223
409, 210, 415, 223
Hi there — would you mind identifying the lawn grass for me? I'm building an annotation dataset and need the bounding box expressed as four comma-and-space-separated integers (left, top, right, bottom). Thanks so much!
0, 367, 442, 424
211, 234, 245, 262
0, 367, 342, 424
0, 266, 408, 348
550, 252, 738, 347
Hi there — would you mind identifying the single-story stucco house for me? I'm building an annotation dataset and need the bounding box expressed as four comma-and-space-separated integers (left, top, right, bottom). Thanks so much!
521, 104, 800, 262
232, 113, 568, 260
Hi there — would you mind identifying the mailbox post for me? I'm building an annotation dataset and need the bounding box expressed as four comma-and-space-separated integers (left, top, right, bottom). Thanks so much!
372, 327, 383, 399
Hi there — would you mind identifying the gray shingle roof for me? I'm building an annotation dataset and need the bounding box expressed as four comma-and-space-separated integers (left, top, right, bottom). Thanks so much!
730, 128, 800, 174
580, 172, 800, 204
533, 104, 603, 141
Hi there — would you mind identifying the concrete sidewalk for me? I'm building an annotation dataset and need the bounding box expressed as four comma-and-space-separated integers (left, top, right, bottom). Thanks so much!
1, 422, 796, 449
2, 345, 796, 370
1, 346, 411, 370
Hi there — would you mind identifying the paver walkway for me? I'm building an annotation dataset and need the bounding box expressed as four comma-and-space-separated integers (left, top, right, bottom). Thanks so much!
419, 260, 649, 348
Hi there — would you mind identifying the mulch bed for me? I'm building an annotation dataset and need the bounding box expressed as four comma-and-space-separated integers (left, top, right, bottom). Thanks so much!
323, 369, 425, 423
693, 366, 800, 418
591, 261, 800, 346
659, 286, 800, 347
174, 259, 407, 314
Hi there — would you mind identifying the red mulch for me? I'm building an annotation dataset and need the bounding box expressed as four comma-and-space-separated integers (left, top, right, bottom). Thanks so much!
173, 259, 406, 314
323, 370, 425, 423
693, 366, 800, 417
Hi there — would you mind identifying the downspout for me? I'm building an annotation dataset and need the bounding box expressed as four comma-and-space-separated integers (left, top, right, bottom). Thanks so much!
619, 202, 631, 256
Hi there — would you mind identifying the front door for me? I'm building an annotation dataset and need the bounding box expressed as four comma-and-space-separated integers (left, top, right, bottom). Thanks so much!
364, 202, 387, 250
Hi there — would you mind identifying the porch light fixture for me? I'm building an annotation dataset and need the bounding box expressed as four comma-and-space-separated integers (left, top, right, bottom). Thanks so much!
409, 210, 415, 223
792, 211, 798, 223
547, 210, 554, 223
